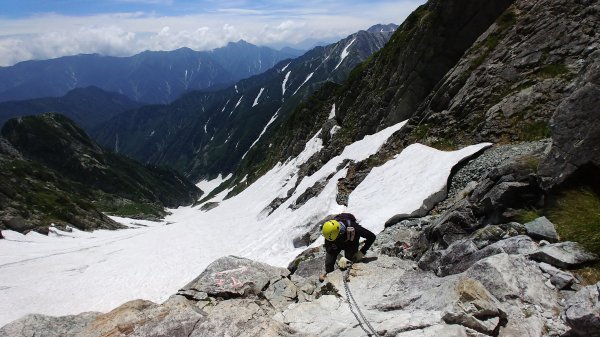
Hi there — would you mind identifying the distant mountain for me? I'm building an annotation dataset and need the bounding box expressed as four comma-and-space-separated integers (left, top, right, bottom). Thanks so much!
92, 24, 398, 182
0, 42, 298, 104
0, 113, 202, 233
0, 86, 142, 132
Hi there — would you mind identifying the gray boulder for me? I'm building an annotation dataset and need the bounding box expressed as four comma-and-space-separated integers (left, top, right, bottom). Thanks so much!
564, 282, 600, 337
0, 312, 100, 337
75, 297, 203, 337
528, 241, 599, 269
179, 256, 290, 299
524, 217, 558, 243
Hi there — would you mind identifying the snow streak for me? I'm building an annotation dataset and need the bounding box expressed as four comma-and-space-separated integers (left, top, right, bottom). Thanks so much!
292, 72, 314, 96
334, 38, 356, 70
253, 88, 265, 107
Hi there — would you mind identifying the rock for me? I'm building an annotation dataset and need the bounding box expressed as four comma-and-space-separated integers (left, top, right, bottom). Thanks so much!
538, 262, 562, 276
264, 278, 299, 309
538, 52, 600, 189
524, 217, 558, 243
0, 312, 100, 337
466, 254, 558, 309
550, 271, 575, 290
191, 299, 299, 337
428, 235, 537, 276
3, 216, 35, 232
471, 225, 506, 249
528, 241, 599, 269
199, 202, 219, 211
564, 282, 600, 337
426, 199, 478, 247
441, 277, 507, 335
539, 240, 550, 246
479, 182, 531, 212
77, 297, 203, 337
179, 256, 289, 299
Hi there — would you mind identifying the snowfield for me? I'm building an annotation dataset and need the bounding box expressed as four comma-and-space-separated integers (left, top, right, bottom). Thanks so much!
0, 120, 490, 326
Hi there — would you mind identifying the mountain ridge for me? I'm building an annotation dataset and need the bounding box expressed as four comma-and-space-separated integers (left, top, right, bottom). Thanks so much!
0, 41, 298, 104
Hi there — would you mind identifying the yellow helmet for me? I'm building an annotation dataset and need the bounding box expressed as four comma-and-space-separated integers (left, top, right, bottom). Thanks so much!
322, 220, 342, 241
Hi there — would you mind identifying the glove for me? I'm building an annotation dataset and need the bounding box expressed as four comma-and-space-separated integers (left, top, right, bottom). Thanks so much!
338, 257, 350, 269
353, 251, 365, 262
319, 273, 327, 282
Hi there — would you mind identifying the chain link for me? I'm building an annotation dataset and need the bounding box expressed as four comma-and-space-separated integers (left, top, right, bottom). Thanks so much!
342, 264, 380, 337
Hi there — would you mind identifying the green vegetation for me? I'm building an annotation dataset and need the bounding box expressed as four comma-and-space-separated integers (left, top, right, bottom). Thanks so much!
517, 120, 551, 141
533, 63, 571, 79
546, 187, 600, 257
547, 187, 600, 285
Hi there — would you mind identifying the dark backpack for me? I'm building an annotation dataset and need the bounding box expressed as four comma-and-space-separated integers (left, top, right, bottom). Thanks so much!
334, 213, 357, 227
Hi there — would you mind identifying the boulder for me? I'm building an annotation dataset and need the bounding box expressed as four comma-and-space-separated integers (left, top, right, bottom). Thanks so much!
3, 216, 35, 232
528, 241, 599, 269
549, 271, 575, 290
466, 254, 558, 308
441, 277, 507, 335
524, 217, 558, 243
0, 312, 100, 337
76, 297, 203, 337
471, 225, 506, 249
179, 256, 289, 299
564, 282, 600, 337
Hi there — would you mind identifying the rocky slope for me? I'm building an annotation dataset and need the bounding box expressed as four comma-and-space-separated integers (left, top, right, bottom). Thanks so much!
0, 42, 298, 104
92, 25, 397, 182
0, 113, 202, 233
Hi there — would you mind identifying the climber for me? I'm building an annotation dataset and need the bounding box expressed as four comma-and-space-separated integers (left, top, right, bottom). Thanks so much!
319, 213, 376, 282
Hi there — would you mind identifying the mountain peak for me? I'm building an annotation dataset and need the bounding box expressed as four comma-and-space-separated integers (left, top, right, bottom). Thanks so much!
366, 23, 399, 33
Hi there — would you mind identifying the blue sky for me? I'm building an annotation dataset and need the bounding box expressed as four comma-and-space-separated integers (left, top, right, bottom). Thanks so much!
0, 0, 425, 66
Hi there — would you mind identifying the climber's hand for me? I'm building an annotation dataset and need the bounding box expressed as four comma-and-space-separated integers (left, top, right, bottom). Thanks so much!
319, 273, 327, 282
338, 257, 350, 269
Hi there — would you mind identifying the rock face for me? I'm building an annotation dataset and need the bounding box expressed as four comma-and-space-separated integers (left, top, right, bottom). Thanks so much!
538, 51, 600, 189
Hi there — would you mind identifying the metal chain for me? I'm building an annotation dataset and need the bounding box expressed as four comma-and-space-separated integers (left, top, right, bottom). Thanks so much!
342, 264, 380, 337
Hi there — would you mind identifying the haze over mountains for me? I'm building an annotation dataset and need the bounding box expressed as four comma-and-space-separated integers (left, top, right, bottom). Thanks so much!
0, 41, 303, 104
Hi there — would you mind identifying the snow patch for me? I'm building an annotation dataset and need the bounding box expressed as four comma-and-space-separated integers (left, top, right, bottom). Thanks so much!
334, 38, 356, 70
282, 71, 291, 97
349, 143, 491, 233
328, 104, 336, 119
292, 72, 314, 96
329, 125, 341, 136
242, 108, 281, 160
196, 173, 233, 197
253, 88, 265, 107
281, 62, 291, 72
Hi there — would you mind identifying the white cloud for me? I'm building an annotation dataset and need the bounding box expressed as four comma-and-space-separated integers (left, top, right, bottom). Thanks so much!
0, 1, 424, 66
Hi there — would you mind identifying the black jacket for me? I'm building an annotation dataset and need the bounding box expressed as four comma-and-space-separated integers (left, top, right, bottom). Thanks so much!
324, 213, 376, 272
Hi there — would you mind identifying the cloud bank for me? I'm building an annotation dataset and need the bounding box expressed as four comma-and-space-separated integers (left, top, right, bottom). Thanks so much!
0, 1, 424, 66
